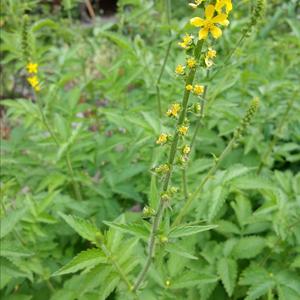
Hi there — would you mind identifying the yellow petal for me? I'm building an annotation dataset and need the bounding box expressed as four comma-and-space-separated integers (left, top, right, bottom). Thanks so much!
205, 5, 215, 20
210, 26, 222, 39
212, 14, 228, 25
190, 17, 204, 27
198, 28, 209, 40
226, 1, 233, 13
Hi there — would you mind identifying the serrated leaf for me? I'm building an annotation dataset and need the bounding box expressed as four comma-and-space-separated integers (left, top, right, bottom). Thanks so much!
168, 224, 217, 239
0, 208, 27, 239
60, 214, 99, 242
245, 281, 275, 300
170, 272, 218, 289
165, 243, 198, 260
233, 236, 266, 259
231, 175, 275, 190
103, 221, 150, 239
217, 257, 237, 297
53, 248, 106, 276
208, 186, 228, 221
239, 265, 270, 286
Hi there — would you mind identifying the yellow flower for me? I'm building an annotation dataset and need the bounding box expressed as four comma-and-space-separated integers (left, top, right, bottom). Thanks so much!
189, 0, 204, 9
178, 34, 193, 49
155, 164, 170, 174
186, 84, 193, 91
205, 47, 217, 68
178, 126, 189, 136
193, 84, 204, 95
27, 76, 41, 92
175, 64, 185, 75
207, 47, 217, 58
156, 133, 168, 145
26, 62, 38, 74
187, 57, 197, 68
190, 4, 228, 39
182, 145, 191, 155
215, 0, 233, 15
166, 103, 181, 118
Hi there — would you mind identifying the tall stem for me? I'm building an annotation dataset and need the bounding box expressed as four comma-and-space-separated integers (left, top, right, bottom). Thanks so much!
133, 40, 204, 292
36, 96, 82, 201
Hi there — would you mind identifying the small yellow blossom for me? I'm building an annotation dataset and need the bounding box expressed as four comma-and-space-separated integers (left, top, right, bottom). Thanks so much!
207, 47, 217, 58
166, 103, 181, 118
205, 47, 217, 68
26, 62, 38, 74
186, 84, 193, 91
178, 126, 189, 136
165, 279, 171, 287
182, 145, 191, 155
27, 76, 41, 91
175, 64, 185, 75
193, 84, 204, 95
178, 34, 193, 49
189, 0, 204, 9
187, 57, 197, 68
156, 133, 168, 145
155, 164, 170, 174
216, 0, 233, 15
190, 4, 228, 39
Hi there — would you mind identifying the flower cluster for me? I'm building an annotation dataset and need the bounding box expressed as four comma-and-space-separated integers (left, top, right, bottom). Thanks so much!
26, 62, 41, 92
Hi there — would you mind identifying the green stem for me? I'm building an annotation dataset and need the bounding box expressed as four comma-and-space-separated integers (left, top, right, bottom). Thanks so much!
257, 97, 295, 174
96, 237, 136, 296
133, 40, 204, 292
66, 152, 83, 201
36, 96, 82, 201
182, 168, 188, 200
173, 137, 236, 226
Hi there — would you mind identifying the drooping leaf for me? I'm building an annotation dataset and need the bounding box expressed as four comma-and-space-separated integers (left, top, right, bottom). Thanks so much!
168, 224, 218, 239
53, 248, 106, 276
217, 257, 237, 297
60, 214, 99, 243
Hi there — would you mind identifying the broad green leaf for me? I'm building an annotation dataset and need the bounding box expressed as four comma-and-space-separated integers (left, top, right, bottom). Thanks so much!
165, 243, 198, 260
239, 265, 270, 286
233, 236, 266, 259
208, 186, 228, 221
0, 208, 27, 239
103, 221, 150, 239
245, 281, 275, 300
168, 224, 218, 239
217, 257, 237, 297
170, 272, 218, 289
53, 248, 106, 276
60, 214, 99, 243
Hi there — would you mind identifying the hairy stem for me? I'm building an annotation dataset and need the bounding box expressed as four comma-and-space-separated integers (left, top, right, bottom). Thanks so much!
133, 40, 204, 292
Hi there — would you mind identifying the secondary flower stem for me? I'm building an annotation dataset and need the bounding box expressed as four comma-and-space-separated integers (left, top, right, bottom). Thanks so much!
173, 136, 236, 226
96, 237, 137, 297
133, 40, 204, 292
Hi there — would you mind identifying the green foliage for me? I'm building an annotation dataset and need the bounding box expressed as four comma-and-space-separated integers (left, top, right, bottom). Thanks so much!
0, 0, 299, 299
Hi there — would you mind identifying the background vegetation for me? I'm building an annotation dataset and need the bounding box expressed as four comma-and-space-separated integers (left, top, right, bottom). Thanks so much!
0, 0, 299, 299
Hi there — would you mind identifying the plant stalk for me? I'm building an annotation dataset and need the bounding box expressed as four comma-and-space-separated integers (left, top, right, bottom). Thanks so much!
133, 40, 204, 292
